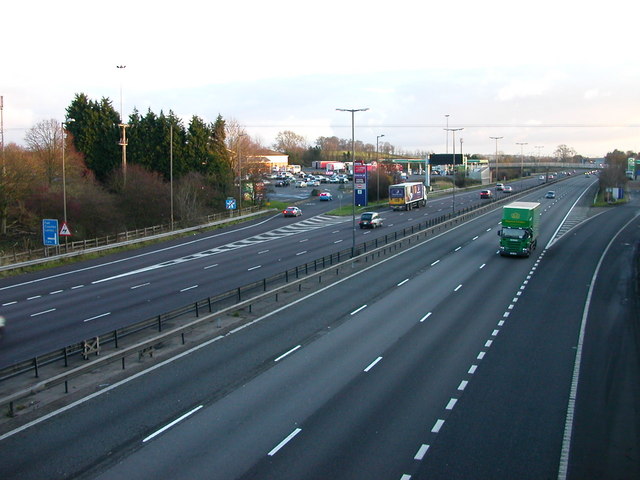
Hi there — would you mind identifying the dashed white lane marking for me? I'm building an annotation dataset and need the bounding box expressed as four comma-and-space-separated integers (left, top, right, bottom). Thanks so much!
274, 345, 302, 362
397, 279, 409, 286
445, 398, 458, 410
247, 265, 261, 271
454, 284, 462, 292
364, 356, 383, 372
431, 260, 440, 266
83, 312, 111, 323
414, 444, 430, 460
180, 285, 198, 292
468, 365, 478, 374
268, 428, 302, 456
458, 380, 468, 391
143, 405, 204, 443
131, 282, 150, 289
350, 305, 367, 315
431, 419, 445, 433
419, 312, 432, 323
31, 308, 55, 317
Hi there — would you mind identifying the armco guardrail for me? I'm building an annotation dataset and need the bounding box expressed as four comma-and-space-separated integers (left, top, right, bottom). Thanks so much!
0, 206, 267, 270
0, 180, 562, 413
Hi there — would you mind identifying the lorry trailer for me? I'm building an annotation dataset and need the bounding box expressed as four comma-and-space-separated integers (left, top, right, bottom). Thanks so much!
388, 182, 427, 211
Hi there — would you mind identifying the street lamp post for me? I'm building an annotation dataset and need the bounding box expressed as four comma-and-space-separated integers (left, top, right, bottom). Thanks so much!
444, 114, 450, 154
337, 107, 369, 257
516, 142, 528, 188
490, 136, 503, 183
445, 127, 463, 214
376, 134, 384, 203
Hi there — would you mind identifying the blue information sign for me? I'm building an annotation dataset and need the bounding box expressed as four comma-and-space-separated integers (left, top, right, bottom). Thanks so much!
226, 198, 237, 210
42, 219, 59, 246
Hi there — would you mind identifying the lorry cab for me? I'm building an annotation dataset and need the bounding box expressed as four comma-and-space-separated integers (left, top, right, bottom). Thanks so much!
499, 202, 540, 257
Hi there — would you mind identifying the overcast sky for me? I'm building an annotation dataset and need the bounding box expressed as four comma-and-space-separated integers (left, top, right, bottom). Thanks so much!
3, 0, 638, 158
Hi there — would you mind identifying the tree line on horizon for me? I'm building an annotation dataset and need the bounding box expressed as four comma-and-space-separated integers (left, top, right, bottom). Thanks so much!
0, 91, 636, 254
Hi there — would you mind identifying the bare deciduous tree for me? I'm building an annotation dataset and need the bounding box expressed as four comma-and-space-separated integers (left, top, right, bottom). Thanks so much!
25, 119, 62, 186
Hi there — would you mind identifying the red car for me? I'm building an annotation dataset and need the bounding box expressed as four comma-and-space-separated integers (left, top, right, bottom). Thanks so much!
480, 189, 493, 199
283, 206, 302, 217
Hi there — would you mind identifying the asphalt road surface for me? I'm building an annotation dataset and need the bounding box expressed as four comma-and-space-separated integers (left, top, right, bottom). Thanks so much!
1, 174, 637, 479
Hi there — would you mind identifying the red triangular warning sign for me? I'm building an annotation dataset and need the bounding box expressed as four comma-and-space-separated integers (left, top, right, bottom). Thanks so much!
60, 222, 72, 236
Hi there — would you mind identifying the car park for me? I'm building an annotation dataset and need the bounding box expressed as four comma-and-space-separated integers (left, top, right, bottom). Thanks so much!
295, 180, 307, 188
480, 189, 493, 199
545, 191, 556, 199
359, 212, 383, 228
283, 206, 302, 217
503, 185, 513, 193
275, 179, 290, 187
318, 192, 332, 201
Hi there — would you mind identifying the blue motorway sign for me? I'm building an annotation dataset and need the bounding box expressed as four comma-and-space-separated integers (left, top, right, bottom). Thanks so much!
42, 219, 59, 246
226, 198, 237, 210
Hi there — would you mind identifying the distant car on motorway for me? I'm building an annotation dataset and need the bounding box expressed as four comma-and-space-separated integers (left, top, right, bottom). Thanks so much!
283, 206, 302, 217
545, 191, 556, 199
359, 212, 383, 228
318, 192, 333, 201
496, 183, 504, 191
503, 185, 513, 193
480, 189, 493, 199
539, 175, 545, 181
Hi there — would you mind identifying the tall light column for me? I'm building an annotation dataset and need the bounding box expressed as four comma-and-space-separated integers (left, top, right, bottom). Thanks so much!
490, 136, 503, 183
337, 107, 369, 257
376, 133, 384, 203
516, 142, 528, 187
444, 114, 450, 154
445, 127, 463, 213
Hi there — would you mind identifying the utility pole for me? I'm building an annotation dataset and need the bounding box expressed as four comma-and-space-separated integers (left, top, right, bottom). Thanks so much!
117, 65, 128, 185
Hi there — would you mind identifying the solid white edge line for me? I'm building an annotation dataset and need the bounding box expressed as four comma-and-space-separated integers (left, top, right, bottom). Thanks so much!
143, 405, 203, 443
557, 213, 640, 479
268, 428, 302, 456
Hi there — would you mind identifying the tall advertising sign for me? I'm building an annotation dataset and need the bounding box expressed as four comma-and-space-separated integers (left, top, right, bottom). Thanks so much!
354, 161, 368, 206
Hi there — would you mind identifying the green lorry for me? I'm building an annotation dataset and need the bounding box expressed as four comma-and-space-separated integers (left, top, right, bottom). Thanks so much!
498, 201, 540, 257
